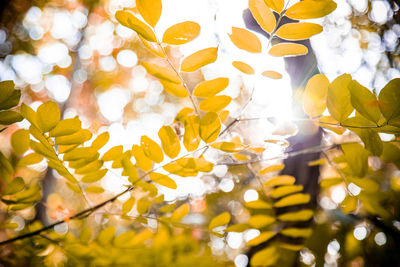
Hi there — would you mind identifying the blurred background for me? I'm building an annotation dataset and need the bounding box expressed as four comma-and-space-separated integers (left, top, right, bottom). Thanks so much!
0, 0, 399, 266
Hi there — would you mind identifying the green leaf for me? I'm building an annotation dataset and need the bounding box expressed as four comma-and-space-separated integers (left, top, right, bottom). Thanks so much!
209, 212, 230, 229
378, 78, 400, 122
327, 74, 353, 122
0, 110, 23, 125
11, 129, 30, 156
49, 117, 81, 137
348, 80, 381, 123
352, 128, 383, 156
3, 177, 25, 195
341, 143, 369, 177
37, 101, 60, 132
0, 89, 21, 110
0, 80, 15, 104
381, 142, 400, 169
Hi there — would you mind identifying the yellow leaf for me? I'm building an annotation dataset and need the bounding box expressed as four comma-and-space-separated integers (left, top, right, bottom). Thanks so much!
150, 172, 177, 189
142, 62, 181, 84
307, 158, 327, 166
275, 22, 323, 40
141, 135, 164, 163
91, 132, 110, 151
285, 0, 337, 20
160, 80, 188, 97
199, 112, 221, 143
171, 203, 189, 222
183, 115, 200, 151
251, 247, 278, 267
81, 169, 108, 183
229, 27, 262, 53
136, 0, 162, 27
175, 107, 194, 122
209, 212, 230, 229
137, 181, 158, 197
268, 42, 308, 57
262, 70, 282, 79
264, 0, 284, 13
54, 129, 92, 145
320, 177, 343, 188
248, 215, 275, 228
137, 197, 151, 214
139, 35, 165, 57
233, 153, 250, 161
341, 195, 357, 214
63, 147, 98, 161
211, 141, 245, 152
75, 160, 103, 175
277, 209, 314, 221
158, 126, 180, 158
199, 95, 232, 112
122, 197, 135, 214
115, 10, 157, 42
225, 224, 250, 232
279, 243, 304, 251
193, 77, 229, 98
37, 101, 60, 133
219, 110, 230, 123
85, 186, 104, 194
248, 231, 276, 246
121, 157, 139, 183
318, 116, 345, 135
259, 164, 285, 175
249, 0, 276, 33
49, 117, 81, 137
18, 153, 43, 166
270, 185, 303, 198
11, 129, 29, 156
303, 74, 330, 117
327, 74, 353, 123
132, 144, 153, 171
232, 61, 254, 74
181, 47, 218, 72
265, 175, 295, 186
378, 78, 400, 122
245, 200, 272, 209
101, 146, 123, 161
176, 156, 213, 172
274, 193, 310, 208
162, 21, 200, 45
20, 103, 38, 127
281, 228, 312, 238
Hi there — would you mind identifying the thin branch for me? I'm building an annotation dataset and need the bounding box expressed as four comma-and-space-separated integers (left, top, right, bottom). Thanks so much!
158, 43, 200, 115
217, 144, 339, 166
